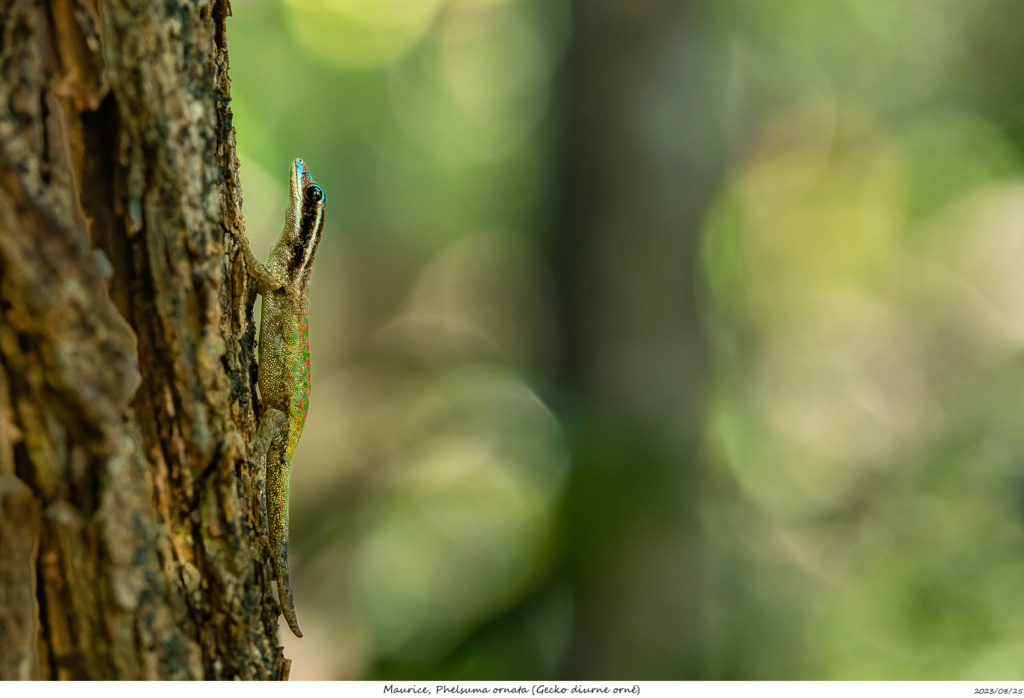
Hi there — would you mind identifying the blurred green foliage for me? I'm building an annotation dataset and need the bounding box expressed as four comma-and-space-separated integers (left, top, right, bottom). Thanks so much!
229, 0, 1024, 680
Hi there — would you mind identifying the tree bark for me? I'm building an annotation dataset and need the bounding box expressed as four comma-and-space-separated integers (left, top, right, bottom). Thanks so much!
0, 0, 288, 680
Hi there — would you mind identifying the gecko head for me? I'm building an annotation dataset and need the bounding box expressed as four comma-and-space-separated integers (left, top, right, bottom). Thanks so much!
285, 158, 327, 283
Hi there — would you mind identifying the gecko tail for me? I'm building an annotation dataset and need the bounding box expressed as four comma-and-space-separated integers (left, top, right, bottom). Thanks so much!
277, 573, 303, 638
273, 533, 302, 637
267, 446, 302, 638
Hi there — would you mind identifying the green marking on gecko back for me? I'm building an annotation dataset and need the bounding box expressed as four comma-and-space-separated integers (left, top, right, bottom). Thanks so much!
288, 306, 311, 454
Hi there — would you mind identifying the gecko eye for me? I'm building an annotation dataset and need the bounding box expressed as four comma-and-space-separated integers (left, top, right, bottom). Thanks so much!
305, 184, 325, 203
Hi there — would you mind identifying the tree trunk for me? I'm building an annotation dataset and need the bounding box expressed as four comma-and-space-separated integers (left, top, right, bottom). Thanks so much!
551, 0, 725, 679
0, 0, 288, 680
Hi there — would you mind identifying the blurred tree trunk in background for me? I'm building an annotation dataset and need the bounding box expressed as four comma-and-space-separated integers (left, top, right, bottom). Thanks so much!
0, 0, 287, 679
551, 0, 725, 679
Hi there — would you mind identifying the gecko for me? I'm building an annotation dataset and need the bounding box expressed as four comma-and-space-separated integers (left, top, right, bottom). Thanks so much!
236, 158, 326, 638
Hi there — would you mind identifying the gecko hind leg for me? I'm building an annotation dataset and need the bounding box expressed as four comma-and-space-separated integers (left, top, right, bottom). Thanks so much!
250, 409, 287, 535
252, 408, 288, 457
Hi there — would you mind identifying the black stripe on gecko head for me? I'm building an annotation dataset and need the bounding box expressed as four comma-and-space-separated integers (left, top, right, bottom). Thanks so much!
289, 184, 326, 273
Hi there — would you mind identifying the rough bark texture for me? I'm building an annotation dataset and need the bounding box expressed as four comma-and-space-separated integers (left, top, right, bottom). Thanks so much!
0, 0, 288, 680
